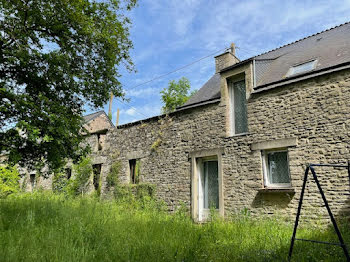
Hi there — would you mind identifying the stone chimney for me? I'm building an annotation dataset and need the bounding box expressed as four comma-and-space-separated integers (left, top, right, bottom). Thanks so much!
214, 43, 240, 73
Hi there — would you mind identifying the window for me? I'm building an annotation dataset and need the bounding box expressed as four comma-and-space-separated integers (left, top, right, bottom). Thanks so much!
97, 134, 103, 151
286, 60, 317, 77
129, 159, 140, 184
65, 168, 72, 180
228, 79, 248, 135
30, 173, 36, 190
92, 164, 102, 190
203, 160, 219, 209
262, 149, 291, 188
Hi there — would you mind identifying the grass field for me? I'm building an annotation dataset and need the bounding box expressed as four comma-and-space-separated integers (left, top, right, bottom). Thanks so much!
0, 192, 349, 262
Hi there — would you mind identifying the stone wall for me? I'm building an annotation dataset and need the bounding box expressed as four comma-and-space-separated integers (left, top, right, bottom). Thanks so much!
102, 103, 227, 210
19, 113, 113, 193
83, 113, 112, 134
215, 52, 239, 73
101, 68, 350, 220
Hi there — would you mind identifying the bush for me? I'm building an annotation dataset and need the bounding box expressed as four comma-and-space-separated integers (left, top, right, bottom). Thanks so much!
66, 157, 92, 196
114, 183, 155, 200
0, 165, 20, 198
52, 172, 69, 194
106, 161, 121, 188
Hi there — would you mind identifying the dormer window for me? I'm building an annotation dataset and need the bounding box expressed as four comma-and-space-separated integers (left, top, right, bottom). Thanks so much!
286, 60, 317, 77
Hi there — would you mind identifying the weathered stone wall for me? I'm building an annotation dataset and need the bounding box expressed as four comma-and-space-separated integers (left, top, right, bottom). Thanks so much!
83, 113, 112, 134
102, 68, 350, 220
102, 103, 227, 210
19, 113, 113, 193
245, 70, 350, 219
215, 52, 239, 73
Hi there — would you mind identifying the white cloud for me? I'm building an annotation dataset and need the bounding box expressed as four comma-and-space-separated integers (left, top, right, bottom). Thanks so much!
120, 108, 137, 117
126, 87, 160, 98
116, 102, 162, 125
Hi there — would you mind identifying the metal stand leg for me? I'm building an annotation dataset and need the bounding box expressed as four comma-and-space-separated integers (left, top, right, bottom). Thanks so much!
310, 167, 350, 261
288, 164, 350, 262
288, 166, 309, 262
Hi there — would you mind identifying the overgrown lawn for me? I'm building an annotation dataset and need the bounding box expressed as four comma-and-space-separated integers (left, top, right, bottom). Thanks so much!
0, 193, 349, 261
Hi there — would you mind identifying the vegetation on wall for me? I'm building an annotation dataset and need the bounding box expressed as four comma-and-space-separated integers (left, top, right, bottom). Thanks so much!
0, 165, 19, 198
150, 116, 173, 152
52, 172, 69, 194
106, 160, 154, 200
134, 160, 141, 184
67, 157, 93, 196
150, 137, 162, 152
106, 161, 121, 188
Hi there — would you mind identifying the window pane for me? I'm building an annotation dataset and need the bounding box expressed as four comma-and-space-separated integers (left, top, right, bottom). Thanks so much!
233, 80, 248, 134
267, 152, 290, 184
204, 161, 219, 209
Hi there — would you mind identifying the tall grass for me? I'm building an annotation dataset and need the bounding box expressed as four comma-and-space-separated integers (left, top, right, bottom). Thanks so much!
0, 192, 349, 261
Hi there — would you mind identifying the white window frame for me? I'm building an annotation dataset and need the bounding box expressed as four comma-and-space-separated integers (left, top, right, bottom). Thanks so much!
228, 79, 248, 136
262, 149, 291, 188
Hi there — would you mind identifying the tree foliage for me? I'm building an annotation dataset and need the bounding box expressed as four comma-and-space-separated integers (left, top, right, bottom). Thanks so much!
160, 77, 195, 113
0, 0, 137, 171
0, 165, 20, 198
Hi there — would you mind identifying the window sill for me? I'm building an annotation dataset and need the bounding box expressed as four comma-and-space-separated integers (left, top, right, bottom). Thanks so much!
258, 188, 295, 194
227, 132, 250, 138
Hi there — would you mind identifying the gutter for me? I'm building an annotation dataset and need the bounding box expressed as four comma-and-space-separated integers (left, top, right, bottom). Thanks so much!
176, 96, 220, 110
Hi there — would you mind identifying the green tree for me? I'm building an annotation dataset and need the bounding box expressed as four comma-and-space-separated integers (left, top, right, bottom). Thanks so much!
0, 0, 137, 171
160, 77, 195, 113
0, 165, 20, 198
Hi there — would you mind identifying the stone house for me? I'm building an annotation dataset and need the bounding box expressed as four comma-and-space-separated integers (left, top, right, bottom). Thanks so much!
20, 110, 114, 192
98, 23, 350, 222
18, 23, 350, 222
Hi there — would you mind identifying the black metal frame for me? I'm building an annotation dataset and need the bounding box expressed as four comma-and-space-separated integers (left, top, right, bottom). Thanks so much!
288, 162, 350, 262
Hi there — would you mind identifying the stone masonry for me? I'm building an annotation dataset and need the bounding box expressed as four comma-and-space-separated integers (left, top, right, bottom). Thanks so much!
99, 68, 350, 220
18, 24, 350, 222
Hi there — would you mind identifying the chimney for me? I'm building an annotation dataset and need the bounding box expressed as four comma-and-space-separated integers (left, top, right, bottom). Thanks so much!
215, 43, 240, 73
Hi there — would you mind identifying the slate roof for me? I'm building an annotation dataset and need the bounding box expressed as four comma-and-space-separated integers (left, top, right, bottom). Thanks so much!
180, 22, 350, 110
83, 110, 115, 128
83, 111, 105, 123
180, 73, 221, 107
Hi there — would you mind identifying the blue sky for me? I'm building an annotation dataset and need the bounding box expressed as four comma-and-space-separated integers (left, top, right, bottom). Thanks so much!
86, 0, 350, 125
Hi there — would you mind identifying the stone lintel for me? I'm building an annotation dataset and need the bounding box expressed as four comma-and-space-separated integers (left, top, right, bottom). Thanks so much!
189, 148, 224, 159
251, 138, 297, 151
126, 151, 146, 160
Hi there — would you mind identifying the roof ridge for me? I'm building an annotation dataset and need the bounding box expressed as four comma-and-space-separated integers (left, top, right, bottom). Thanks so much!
253, 21, 350, 58
83, 110, 104, 117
